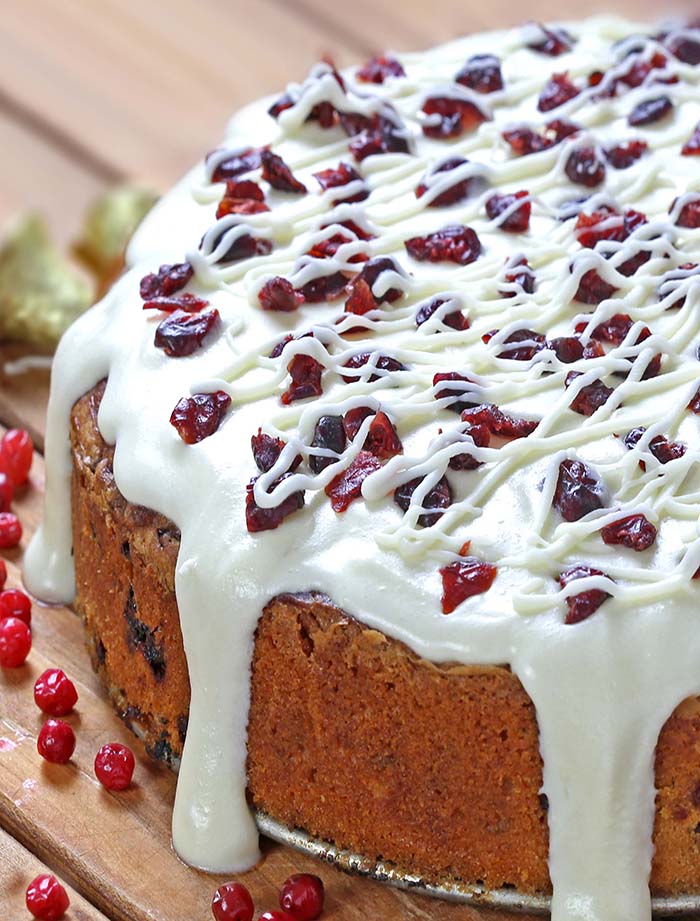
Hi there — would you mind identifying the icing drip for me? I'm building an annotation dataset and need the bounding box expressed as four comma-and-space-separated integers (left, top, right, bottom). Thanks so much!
24, 14, 700, 919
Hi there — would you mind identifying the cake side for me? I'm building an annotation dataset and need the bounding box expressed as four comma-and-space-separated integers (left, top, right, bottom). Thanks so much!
70, 382, 700, 896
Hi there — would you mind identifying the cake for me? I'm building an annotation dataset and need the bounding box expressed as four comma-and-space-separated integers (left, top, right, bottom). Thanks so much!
25, 15, 700, 920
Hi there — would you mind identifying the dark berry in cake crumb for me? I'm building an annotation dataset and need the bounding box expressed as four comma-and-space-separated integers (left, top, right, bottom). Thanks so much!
140, 262, 193, 300
25, 874, 70, 921
628, 95, 673, 127
601, 514, 657, 551
565, 372, 614, 416
154, 309, 220, 358
259, 277, 304, 313
356, 54, 405, 83
34, 669, 78, 716
415, 157, 476, 207
94, 742, 135, 790
537, 72, 579, 112
682, 124, 700, 156
394, 475, 452, 527
546, 337, 584, 363
0, 472, 13, 512
486, 191, 531, 232
405, 225, 481, 265
246, 475, 305, 533
605, 140, 648, 169
313, 162, 368, 204
364, 411, 403, 460
565, 148, 606, 187
37, 719, 76, 764
326, 451, 381, 512
0, 428, 33, 486
142, 292, 209, 314
0, 588, 31, 625
210, 147, 264, 183
415, 297, 469, 331
279, 873, 325, 920
261, 150, 307, 194
310, 416, 347, 473
553, 459, 608, 521
281, 355, 324, 404
0, 512, 22, 549
0, 615, 31, 667
527, 23, 574, 56
559, 565, 611, 625
170, 391, 231, 444
212, 882, 254, 921
574, 269, 617, 305
421, 97, 488, 139
440, 558, 497, 614
456, 54, 503, 94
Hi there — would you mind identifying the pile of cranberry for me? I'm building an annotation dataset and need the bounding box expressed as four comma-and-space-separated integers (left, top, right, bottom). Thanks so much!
212, 875, 325, 921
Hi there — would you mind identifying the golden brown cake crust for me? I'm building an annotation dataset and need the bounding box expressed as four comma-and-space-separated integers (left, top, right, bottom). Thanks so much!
70, 383, 700, 896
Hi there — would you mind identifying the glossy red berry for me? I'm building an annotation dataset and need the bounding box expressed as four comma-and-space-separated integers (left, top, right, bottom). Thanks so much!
34, 668, 78, 716
440, 558, 497, 614
211, 882, 255, 921
279, 873, 325, 920
94, 742, 135, 791
0, 428, 33, 486
0, 587, 31, 625
259, 913, 294, 921
0, 511, 22, 548
0, 559, 6, 590
25, 874, 70, 920
0, 471, 13, 511
37, 719, 76, 764
0, 616, 31, 667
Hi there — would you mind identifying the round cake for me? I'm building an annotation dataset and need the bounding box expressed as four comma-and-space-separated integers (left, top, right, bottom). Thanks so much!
25, 14, 700, 921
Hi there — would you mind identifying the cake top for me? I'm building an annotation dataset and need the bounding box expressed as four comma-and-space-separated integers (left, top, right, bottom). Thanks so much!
27, 15, 700, 921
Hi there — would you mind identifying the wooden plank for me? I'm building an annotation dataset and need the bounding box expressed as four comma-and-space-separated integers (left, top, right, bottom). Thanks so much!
0, 346, 51, 451
0, 825, 108, 920
0, 442, 539, 921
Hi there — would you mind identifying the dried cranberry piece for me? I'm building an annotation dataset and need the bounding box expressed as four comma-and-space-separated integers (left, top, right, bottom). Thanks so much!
553, 458, 607, 521
461, 403, 538, 439
682, 124, 700, 156
268, 93, 295, 120
546, 336, 584, 363
589, 313, 635, 344
394, 475, 452, 527
140, 262, 193, 300
415, 157, 475, 207
494, 328, 545, 360
527, 24, 574, 56
216, 179, 269, 219
502, 126, 551, 157
548, 119, 581, 143
538, 72, 580, 112
659, 263, 700, 309
628, 95, 673, 127
440, 558, 497, 613
456, 54, 503, 93
170, 391, 231, 444
421, 97, 488, 139
560, 565, 611, 625
297, 271, 348, 303
605, 140, 648, 169
348, 113, 410, 161
500, 256, 535, 296
356, 54, 405, 83
575, 208, 647, 248
601, 514, 657, 551
673, 197, 700, 229
210, 147, 264, 182
154, 308, 220, 358
433, 372, 477, 413
624, 427, 687, 467
206, 229, 273, 264
261, 150, 307, 194
142, 292, 210, 313
405, 225, 481, 265
258, 277, 304, 312
325, 450, 381, 512
342, 352, 406, 383
364, 411, 402, 460
448, 423, 491, 470
416, 297, 469, 331
565, 148, 606, 187
343, 406, 374, 440
252, 430, 285, 473
246, 474, 305, 532
313, 162, 368, 204
344, 256, 404, 315
565, 371, 614, 415
689, 389, 700, 414
486, 191, 531, 233
281, 355, 324, 404
575, 269, 617, 305
665, 34, 700, 65
310, 416, 347, 473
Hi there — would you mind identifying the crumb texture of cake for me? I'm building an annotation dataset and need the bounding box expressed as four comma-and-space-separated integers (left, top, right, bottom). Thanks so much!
24, 13, 700, 920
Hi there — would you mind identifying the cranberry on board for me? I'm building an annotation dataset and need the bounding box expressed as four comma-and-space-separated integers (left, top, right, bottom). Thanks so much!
0, 615, 31, 667
0, 511, 22, 548
94, 742, 135, 791
211, 881, 255, 921
0, 559, 6, 590
0, 428, 33, 486
0, 587, 31, 625
34, 668, 79, 716
25, 874, 70, 921
279, 873, 325, 920
0, 471, 13, 511
37, 719, 76, 764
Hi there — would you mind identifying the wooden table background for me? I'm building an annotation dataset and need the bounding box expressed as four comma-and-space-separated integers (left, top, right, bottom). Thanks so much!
0, 1, 694, 918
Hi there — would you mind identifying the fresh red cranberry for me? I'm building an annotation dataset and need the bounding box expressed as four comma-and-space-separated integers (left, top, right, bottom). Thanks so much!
212, 882, 254, 921
628, 95, 673, 127
341, 352, 406, 383
0, 471, 13, 511
415, 297, 469, 331
433, 372, 477, 414
405, 225, 481, 265
0, 559, 6, 591
356, 54, 405, 83
0, 615, 31, 667
140, 262, 193, 300
154, 309, 220, 358
553, 459, 607, 521
491, 328, 545, 361
448, 423, 491, 470
485, 191, 531, 232
281, 355, 324, 404
310, 416, 347, 473
421, 97, 487, 139
456, 54, 503, 93
527, 23, 574, 56
0, 588, 31, 625
500, 256, 536, 296
259, 913, 294, 921
170, 391, 231, 444
94, 742, 135, 791
605, 140, 648, 169
279, 873, 325, 920
565, 148, 606, 187
560, 565, 611, 625
142, 292, 209, 313
394, 475, 452, 527
258, 277, 304, 312
34, 669, 78, 716
682, 124, 700, 156
313, 162, 368, 204
440, 558, 497, 613
673, 196, 700, 229
261, 150, 307, 194
415, 157, 475, 207
25, 874, 70, 920
601, 514, 657, 551
565, 372, 614, 416
326, 451, 381, 512
246, 475, 305, 532
210, 147, 264, 182
574, 269, 617, 305
0, 512, 22, 549
546, 337, 584, 363
0, 429, 33, 487
461, 404, 538, 439
37, 719, 76, 764
538, 72, 579, 111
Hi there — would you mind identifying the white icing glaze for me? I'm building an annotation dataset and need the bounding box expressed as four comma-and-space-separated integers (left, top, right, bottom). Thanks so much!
24, 15, 700, 919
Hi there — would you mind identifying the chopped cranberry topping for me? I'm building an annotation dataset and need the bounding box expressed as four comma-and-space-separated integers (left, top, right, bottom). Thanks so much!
502, 126, 550, 157
624, 427, 687, 466
94, 742, 135, 791
673, 196, 700, 229
364, 411, 403, 460
154, 308, 220, 358
440, 558, 497, 613
310, 416, 347, 473
216, 180, 269, 219
461, 403, 538, 439
416, 297, 469, 331
456, 54, 503, 93
575, 208, 647, 248
313, 162, 368, 204
682, 124, 700, 156
666, 33, 700, 65
628, 95, 673, 127
246, 474, 305, 532
405, 225, 481, 265
0, 512, 22, 549
500, 256, 536, 296
491, 328, 545, 361
421, 97, 488, 139
342, 352, 406, 383
565, 147, 606, 187
0, 472, 13, 512
258, 277, 304, 312
560, 565, 611, 624
37, 718, 76, 764
538, 72, 580, 112
279, 873, 325, 920
546, 337, 584, 363
415, 157, 476, 207
486, 191, 531, 232
553, 458, 607, 521
601, 514, 657, 551
25, 874, 70, 921
0, 615, 31, 667
527, 24, 574, 56
689, 388, 700, 414
356, 54, 405, 83
140, 262, 193, 300
298, 271, 348, 304
347, 112, 410, 161
433, 372, 477, 414
394, 475, 452, 527
574, 268, 617, 305
212, 882, 254, 921
207, 229, 273, 265
281, 355, 324, 404
344, 256, 404, 315
565, 371, 614, 415
326, 450, 381, 512
142, 292, 209, 313
34, 669, 78, 717
0, 588, 30, 624
0, 428, 33, 486
605, 140, 648, 169
588, 313, 636, 344
448, 423, 491, 470
261, 150, 307, 194
170, 391, 231, 444
343, 406, 374, 440
210, 147, 264, 182
251, 430, 300, 474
